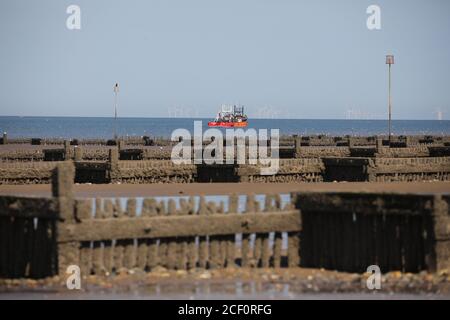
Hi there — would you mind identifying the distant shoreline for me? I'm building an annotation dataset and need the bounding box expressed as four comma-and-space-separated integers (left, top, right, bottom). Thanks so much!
0, 115, 448, 121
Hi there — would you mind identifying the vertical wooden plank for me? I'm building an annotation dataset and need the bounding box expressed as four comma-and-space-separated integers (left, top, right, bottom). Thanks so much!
273, 232, 282, 268
382, 213, 392, 272
358, 212, 368, 273
102, 199, 114, 274
350, 212, 359, 273
22, 218, 33, 277
273, 194, 283, 268
114, 198, 124, 218
332, 210, 341, 270
423, 211, 435, 272
393, 215, 403, 271
341, 212, 351, 271
287, 232, 300, 268
322, 209, 331, 269
136, 198, 152, 271
0, 217, 7, 277
368, 212, 376, 271
410, 215, 422, 272
77, 200, 92, 276
79, 241, 92, 276
386, 214, 397, 271
13, 217, 26, 277
30, 217, 41, 278
377, 214, 387, 272
36, 219, 48, 278
118, 198, 136, 270
12, 217, 26, 277
92, 198, 105, 275
225, 194, 238, 268
176, 198, 188, 270
187, 196, 197, 270
261, 236, 270, 268
261, 195, 273, 268
333, 209, 343, 271
142, 198, 158, 271
321, 210, 329, 268
371, 213, 379, 270
157, 200, 168, 268
274, 194, 282, 212
241, 194, 255, 267
198, 196, 208, 269
300, 209, 311, 268
416, 213, 426, 271
113, 199, 125, 272
402, 214, 413, 272
208, 202, 222, 269
49, 218, 59, 276
175, 236, 188, 270
217, 202, 227, 268
166, 199, 178, 269
53, 162, 76, 277
367, 212, 376, 272
253, 233, 262, 267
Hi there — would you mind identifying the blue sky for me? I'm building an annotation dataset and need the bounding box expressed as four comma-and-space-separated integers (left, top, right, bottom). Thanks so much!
0, 0, 449, 119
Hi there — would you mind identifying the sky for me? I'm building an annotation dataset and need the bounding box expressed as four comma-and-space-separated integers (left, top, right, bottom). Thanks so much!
0, 0, 449, 119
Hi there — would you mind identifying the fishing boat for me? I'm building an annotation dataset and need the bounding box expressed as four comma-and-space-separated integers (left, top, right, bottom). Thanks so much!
208, 105, 248, 128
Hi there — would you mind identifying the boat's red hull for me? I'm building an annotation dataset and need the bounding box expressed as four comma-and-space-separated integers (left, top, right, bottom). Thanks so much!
208, 121, 247, 128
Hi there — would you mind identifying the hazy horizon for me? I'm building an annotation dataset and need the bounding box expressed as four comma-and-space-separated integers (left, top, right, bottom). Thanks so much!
1, 115, 450, 121
1, 0, 450, 120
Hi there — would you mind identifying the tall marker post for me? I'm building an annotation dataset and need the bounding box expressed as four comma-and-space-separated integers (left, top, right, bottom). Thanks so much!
386, 55, 394, 144
113, 83, 119, 139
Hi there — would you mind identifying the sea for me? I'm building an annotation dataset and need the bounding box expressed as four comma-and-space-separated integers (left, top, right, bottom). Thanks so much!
0, 116, 449, 139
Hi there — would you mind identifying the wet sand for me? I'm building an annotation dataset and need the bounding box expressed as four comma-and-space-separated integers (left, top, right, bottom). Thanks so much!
0, 181, 449, 198
0, 268, 449, 300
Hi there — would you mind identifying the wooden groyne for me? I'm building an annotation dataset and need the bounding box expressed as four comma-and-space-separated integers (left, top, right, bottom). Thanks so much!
1, 140, 449, 184
0, 163, 448, 279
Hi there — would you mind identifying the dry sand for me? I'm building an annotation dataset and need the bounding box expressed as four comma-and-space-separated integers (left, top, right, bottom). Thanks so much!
0, 181, 449, 198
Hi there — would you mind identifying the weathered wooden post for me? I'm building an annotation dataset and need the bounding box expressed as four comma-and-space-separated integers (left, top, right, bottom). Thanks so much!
348, 137, 355, 148
273, 194, 283, 268
225, 194, 238, 268
376, 137, 383, 154
74, 146, 83, 161
294, 135, 301, 158
108, 147, 119, 182
64, 140, 72, 160
198, 196, 208, 268
405, 136, 411, 148
123, 198, 137, 269
118, 139, 124, 151
2, 132, 7, 145
52, 162, 77, 275
431, 195, 450, 272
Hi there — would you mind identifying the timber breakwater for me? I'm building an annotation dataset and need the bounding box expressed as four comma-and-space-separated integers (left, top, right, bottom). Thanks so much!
0, 134, 449, 184
0, 163, 448, 281
0, 134, 449, 297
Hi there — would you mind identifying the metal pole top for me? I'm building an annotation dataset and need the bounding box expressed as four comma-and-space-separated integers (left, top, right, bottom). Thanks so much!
386, 55, 394, 65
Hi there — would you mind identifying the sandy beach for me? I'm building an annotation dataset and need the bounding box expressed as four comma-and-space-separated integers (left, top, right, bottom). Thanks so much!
0, 181, 449, 198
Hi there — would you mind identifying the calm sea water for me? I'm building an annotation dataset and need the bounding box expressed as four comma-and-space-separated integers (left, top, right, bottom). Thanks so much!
0, 116, 449, 139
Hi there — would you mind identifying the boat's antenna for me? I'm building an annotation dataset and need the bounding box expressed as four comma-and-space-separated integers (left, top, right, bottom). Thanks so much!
113, 83, 119, 139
